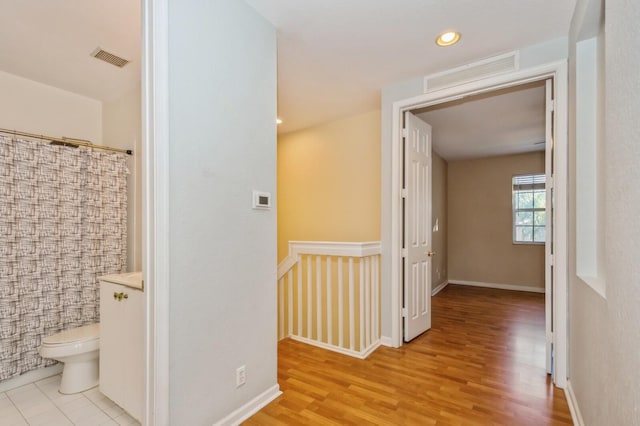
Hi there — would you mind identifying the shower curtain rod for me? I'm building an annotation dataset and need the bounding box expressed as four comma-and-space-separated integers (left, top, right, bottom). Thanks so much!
0, 127, 133, 155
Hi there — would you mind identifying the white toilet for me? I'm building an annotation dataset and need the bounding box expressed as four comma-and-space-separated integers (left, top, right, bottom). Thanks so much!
39, 323, 100, 394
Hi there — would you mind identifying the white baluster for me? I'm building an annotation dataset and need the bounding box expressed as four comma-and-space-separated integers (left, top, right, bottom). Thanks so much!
348, 257, 355, 351
316, 255, 322, 342
338, 256, 344, 348
307, 255, 312, 338
297, 255, 302, 336
278, 277, 284, 340
287, 269, 293, 337
373, 255, 379, 340
365, 256, 371, 348
327, 256, 332, 346
359, 259, 365, 352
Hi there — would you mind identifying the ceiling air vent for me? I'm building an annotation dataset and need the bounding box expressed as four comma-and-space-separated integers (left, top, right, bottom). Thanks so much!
424, 51, 519, 93
91, 47, 129, 68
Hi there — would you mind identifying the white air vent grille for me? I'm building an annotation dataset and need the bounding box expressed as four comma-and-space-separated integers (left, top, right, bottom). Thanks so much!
91, 48, 129, 68
424, 51, 519, 93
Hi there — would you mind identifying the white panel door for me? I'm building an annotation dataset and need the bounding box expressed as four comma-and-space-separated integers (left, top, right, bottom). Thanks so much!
544, 79, 554, 376
403, 111, 432, 342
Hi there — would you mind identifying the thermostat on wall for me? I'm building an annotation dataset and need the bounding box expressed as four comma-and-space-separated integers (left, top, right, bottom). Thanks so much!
252, 191, 271, 209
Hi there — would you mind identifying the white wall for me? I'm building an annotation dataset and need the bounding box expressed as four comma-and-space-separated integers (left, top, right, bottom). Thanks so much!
168, 0, 278, 423
379, 38, 569, 340
0, 69, 102, 143
102, 85, 142, 272
568, 0, 640, 423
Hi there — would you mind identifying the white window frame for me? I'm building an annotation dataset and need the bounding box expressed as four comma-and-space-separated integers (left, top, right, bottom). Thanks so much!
512, 173, 546, 245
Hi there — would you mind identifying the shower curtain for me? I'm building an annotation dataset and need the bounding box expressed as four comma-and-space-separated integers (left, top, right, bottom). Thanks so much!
0, 135, 128, 381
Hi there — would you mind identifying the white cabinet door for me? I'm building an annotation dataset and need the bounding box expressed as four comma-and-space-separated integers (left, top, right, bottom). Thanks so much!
99, 282, 144, 421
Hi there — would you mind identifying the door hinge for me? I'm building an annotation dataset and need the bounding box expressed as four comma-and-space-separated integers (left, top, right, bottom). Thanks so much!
548, 99, 555, 112
401, 248, 408, 258
549, 254, 554, 266
401, 188, 408, 198
402, 307, 408, 317
402, 128, 408, 138
547, 176, 554, 189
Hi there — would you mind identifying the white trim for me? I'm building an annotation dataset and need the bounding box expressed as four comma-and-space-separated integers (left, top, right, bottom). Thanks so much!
0, 365, 63, 393
389, 60, 569, 387
380, 336, 393, 347
423, 51, 520, 93
565, 380, 585, 426
142, 0, 170, 424
212, 385, 282, 426
278, 241, 382, 279
289, 335, 381, 360
431, 280, 449, 296
288, 241, 381, 258
448, 280, 545, 294
552, 60, 569, 388
277, 256, 296, 280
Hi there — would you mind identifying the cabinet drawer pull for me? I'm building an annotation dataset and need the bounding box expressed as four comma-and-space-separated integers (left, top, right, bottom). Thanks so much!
113, 292, 129, 301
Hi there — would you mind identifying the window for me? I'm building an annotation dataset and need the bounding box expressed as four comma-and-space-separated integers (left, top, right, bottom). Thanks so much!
512, 174, 546, 244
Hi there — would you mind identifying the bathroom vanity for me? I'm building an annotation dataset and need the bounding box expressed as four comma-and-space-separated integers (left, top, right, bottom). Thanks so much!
99, 272, 144, 422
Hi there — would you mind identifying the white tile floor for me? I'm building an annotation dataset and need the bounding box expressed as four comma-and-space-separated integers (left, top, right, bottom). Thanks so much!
0, 375, 140, 426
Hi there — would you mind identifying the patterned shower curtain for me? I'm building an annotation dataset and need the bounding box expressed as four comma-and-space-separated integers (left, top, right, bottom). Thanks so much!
0, 135, 128, 381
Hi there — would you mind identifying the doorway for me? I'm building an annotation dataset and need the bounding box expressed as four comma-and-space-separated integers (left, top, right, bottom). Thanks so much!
389, 61, 568, 388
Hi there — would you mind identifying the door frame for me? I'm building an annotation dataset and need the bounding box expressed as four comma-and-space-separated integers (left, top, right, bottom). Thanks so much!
142, 0, 170, 424
389, 60, 568, 388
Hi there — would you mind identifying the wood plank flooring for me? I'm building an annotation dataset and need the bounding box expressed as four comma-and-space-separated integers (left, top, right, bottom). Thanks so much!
245, 284, 572, 425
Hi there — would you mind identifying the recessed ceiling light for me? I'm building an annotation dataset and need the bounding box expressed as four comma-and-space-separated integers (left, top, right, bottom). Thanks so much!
436, 31, 461, 47
276, 118, 283, 124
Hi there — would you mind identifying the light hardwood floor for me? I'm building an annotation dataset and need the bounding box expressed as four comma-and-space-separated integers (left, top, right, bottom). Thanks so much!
245, 284, 572, 425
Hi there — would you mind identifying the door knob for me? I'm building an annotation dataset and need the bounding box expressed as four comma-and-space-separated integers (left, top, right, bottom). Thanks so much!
426, 251, 436, 257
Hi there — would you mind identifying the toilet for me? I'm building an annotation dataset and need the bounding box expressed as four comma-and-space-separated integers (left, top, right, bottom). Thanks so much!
39, 323, 100, 394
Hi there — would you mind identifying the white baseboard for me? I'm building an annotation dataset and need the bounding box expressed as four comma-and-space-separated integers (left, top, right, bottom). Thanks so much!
565, 380, 584, 426
212, 384, 281, 426
0, 364, 64, 393
360, 341, 382, 358
432, 280, 449, 296
380, 336, 393, 347
289, 335, 381, 359
448, 279, 545, 294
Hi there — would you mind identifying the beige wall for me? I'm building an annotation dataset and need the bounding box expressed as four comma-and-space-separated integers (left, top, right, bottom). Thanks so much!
102, 85, 142, 272
431, 152, 448, 290
277, 110, 381, 262
447, 152, 545, 289
0, 69, 102, 143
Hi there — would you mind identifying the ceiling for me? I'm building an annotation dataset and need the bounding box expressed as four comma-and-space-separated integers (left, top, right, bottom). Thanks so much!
245, 0, 576, 134
0, 0, 141, 102
415, 81, 547, 161
0, 0, 575, 139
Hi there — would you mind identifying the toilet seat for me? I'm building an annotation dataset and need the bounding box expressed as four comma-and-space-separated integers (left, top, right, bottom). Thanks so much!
42, 323, 100, 346
40, 324, 100, 359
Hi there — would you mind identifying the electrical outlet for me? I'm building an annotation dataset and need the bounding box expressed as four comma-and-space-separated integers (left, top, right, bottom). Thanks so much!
236, 365, 246, 388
